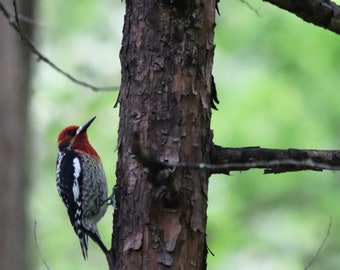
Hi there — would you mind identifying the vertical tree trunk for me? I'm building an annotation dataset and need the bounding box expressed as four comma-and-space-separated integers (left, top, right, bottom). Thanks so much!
111, 0, 215, 268
0, 1, 34, 270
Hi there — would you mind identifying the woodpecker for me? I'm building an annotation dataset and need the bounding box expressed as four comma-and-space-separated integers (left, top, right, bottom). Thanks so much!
56, 116, 108, 259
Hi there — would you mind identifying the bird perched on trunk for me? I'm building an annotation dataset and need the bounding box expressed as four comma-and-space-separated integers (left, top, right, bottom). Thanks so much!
56, 116, 108, 259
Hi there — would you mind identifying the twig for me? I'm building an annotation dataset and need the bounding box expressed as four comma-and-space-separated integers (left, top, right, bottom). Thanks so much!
33, 221, 51, 270
239, 0, 261, 17
0, 2, 119, 91
304, 217, 332, 270
11, 0, 20, 29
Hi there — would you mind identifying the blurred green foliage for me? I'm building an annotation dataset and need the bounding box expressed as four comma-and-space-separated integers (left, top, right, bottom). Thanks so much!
29, 0, 340, 269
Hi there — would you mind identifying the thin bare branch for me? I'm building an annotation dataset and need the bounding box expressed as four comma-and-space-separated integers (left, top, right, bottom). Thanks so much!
304, 217, 332, 270
33, 221, 51, 270
0, 2, 119, 91
11, 0, 20, 29
264, 0, 340, 34
239, 0, 261, 17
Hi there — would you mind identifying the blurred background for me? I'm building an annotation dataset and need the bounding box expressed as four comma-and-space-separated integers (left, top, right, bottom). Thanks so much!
3, 0, 340, 269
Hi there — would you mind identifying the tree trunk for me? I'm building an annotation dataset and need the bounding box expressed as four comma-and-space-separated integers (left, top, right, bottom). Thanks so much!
0, 1, 34, 270
110, 0, 215, 269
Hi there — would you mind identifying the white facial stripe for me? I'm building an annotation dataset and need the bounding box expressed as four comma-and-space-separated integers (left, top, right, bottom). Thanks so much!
76, 126, 82, 135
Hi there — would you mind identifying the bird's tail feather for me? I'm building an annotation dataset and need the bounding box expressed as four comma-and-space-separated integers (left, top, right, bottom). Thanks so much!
86, 228, 108, 255
79, 233, 88, 260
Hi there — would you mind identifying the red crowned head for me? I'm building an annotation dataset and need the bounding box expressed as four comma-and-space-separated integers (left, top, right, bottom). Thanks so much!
57, 116, 99, 158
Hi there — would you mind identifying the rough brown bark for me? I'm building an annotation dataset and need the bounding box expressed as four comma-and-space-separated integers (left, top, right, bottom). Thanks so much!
110, 0, 215, 269
0, 1, 34, 270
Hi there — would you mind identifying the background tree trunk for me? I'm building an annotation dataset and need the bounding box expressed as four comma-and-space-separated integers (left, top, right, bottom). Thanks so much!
110, 0, 215, 269
0, 1, 34, 269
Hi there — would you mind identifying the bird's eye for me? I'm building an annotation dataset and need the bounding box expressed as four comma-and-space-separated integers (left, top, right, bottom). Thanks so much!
67, 129, 77, 136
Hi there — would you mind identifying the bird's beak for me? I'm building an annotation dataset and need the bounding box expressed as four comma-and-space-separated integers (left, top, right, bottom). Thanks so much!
76, 116, 96, 134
